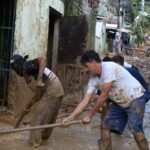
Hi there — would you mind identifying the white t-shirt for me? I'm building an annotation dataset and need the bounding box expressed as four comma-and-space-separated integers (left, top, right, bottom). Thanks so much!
44, 67, 64, 97
124, 61, 132, 68
87, 62, 144, 107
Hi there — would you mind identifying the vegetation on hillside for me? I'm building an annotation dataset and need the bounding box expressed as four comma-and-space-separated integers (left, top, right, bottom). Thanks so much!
131, 0, 150, 44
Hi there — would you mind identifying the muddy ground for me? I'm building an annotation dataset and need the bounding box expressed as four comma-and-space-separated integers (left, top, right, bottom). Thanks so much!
0, 51, 150, 150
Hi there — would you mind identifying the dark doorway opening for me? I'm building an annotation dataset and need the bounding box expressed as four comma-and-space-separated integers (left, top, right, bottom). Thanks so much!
106, 29, 116, 52
0, 0, 16, 106
47, 7, 62, 69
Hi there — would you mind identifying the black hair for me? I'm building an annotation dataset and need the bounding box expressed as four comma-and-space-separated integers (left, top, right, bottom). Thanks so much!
80, 50, 101, 65
11, 54, 28, 76
103, 56, 112, 62
112, 55, 124, 66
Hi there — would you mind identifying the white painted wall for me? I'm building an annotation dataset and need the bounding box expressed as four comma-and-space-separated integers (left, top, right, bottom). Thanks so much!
14, 0, 64, 58
95, 21, 106, 54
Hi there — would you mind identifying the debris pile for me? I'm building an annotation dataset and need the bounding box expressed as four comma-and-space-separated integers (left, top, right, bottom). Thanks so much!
125, 51, 150, 87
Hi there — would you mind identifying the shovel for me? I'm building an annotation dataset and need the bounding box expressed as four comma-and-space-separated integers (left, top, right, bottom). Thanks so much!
0, 120, 82, 134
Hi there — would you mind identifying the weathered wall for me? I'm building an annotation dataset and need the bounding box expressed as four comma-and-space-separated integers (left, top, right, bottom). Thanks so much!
14, 0, 64, 58
57, 64, 89, 112
64, 0, 96, 50
95, 21, 106, 54
85, 11, 96, 50
8, 0, 65, 121
57, 16, 88, 64
8, 0, 97, 120
64, 0, 83, 16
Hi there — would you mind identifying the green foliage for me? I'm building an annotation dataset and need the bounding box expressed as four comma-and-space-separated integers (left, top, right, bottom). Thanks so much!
133, 15, 150, 44
130, 0, 150, 44
131, 0, 140, 17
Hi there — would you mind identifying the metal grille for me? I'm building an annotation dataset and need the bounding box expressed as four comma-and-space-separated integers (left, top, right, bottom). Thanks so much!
0, 0, 16, 107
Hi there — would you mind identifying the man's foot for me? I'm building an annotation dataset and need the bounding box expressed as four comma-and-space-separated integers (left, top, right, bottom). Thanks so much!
98, 139, 112, 150
33, 143, 41, 148
28, 140, 41, 148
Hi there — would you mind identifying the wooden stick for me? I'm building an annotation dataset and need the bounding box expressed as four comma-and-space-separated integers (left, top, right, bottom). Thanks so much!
0, 120, 82, 134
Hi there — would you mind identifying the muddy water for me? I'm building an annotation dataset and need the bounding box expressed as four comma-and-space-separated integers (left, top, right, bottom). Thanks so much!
0, 105, 150, 150
0, 53, 150, 150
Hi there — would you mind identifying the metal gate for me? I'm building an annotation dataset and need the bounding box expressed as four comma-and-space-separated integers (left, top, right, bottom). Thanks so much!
0, 0, 16, 106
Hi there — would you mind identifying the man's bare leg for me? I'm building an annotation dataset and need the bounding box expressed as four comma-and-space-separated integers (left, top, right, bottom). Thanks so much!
98, 105, 112, 150
133, 132, 149, 150
98, 128, 112, 150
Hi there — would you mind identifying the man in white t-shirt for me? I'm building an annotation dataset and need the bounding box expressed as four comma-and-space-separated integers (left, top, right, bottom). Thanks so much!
62, 50, 149, 150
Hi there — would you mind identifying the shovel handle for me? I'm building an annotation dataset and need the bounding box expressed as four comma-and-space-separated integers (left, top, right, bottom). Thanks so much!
0, 120, 82, 134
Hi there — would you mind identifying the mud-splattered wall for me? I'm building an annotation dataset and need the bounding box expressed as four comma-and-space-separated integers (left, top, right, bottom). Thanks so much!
57, 64, 89, 113
7, 0, 65, 120
14, 0, 64, 58
57, 16, 88, 64
8, 0, 97, 121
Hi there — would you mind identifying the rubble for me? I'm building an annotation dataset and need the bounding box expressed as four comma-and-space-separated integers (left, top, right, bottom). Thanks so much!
125, 51, 150, 87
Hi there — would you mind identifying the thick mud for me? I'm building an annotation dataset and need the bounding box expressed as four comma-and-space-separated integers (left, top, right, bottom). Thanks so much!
0, 105, 150, 150
0, 52, 150, 150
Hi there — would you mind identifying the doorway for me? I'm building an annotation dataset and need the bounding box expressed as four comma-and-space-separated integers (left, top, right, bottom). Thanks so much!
47, 7, 62, 70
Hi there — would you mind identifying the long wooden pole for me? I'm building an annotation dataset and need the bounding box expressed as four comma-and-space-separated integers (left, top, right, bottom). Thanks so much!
0, 120, 82, 134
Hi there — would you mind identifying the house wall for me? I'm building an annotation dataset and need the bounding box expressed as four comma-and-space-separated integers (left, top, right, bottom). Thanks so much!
8, 0, 97, 119
64, 0, 96, 50
95, 21, 106, 54
8, 0, 65, 118
64, 0, 83, 16
14, 0, 64, 58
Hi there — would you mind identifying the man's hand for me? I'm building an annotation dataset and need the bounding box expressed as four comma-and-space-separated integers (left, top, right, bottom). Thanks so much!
82, 115, 92, 124
62, 116, 74, 127
36, 78, 45, 87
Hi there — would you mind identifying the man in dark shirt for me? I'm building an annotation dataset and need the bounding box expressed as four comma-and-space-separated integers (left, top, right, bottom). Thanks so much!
11, 54, 64, 147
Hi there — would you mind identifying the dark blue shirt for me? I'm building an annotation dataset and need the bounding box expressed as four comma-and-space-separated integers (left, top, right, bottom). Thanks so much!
125, 67, 149, 91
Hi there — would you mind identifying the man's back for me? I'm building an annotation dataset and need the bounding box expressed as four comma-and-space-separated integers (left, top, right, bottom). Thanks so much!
125, 67, 149, 91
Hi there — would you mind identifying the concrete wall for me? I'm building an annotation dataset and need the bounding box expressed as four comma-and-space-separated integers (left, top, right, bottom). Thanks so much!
14, 0, 64, 58
8, 0, 65, 118
8, 0, 97, 119
95, 21, 106, 54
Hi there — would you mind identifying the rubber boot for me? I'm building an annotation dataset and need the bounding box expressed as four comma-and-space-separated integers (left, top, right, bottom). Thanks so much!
98, 139, 112, 150
135, 138, 149, 150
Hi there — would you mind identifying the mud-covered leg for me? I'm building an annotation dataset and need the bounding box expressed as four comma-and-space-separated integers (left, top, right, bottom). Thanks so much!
29, 115, 43, 148
42, 97, 62, 140
133, 132, 149, 150
29, 96, 51, 147
29, 128, 42, 148
98, 128, 112, 150
98, 105, 112, 150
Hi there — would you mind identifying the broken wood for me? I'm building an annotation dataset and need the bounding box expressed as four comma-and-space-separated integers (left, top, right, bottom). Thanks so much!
0, 120, 82, 134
